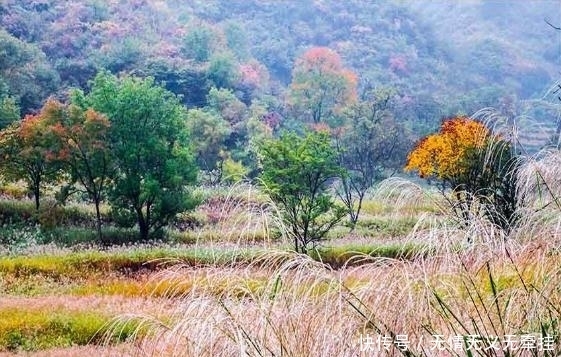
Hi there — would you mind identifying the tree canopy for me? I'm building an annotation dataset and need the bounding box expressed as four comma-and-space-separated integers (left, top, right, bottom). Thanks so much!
259, 131, 345, 253
74, 72, 199, 240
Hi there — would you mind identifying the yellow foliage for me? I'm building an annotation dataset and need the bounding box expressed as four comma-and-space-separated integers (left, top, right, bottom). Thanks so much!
405, 116, 492, 180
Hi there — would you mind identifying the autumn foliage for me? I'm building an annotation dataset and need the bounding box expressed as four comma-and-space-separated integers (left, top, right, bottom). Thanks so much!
0, 99, 63, 209
406, 116, 519, 230
405, 116, 492, 182
289, 47, 358, 124
46, 100, 112, 239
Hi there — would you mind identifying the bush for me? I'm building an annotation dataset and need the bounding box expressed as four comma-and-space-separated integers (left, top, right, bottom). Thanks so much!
0, 180, 28, 199
0, 199, 36, 225
0, 225, 47, 253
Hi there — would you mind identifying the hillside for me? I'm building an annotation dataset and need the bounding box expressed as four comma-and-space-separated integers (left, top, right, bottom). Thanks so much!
1, 1, 559, 109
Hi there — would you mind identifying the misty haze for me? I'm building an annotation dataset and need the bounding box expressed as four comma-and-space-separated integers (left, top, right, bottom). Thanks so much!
0, 1, 561, 356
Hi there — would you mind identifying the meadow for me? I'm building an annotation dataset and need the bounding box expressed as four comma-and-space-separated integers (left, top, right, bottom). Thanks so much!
0, 152, 560, 357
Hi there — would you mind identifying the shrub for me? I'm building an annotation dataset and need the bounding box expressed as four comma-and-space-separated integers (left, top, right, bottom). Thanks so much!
0, 199, 36, 225
0, 225, 47, 254
0, 180, 28, 199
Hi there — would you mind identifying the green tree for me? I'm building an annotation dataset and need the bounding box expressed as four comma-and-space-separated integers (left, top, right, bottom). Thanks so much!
206, 87, 247, 126
186, 108, 230, 172
78, 72, 198, 240
224, 21, 250, 60
259, 131, 345, 253
0, 29, 59, 114
207, 52, 238, 89
0, 97, 19, 129
143, 60, 210, 108
181, 26, 215, 62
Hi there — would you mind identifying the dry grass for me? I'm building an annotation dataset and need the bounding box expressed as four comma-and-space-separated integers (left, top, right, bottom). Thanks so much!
0, 344, 135, 357
103, 151, 561, 356
106, 237, 560, 356
4, 149, 561, 355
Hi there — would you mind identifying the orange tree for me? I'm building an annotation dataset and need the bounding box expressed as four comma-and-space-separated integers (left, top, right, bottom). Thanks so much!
405, 116, 519, 230
288, 47, 357, 126
37, 99, 113, 241
0, 103, 62, 210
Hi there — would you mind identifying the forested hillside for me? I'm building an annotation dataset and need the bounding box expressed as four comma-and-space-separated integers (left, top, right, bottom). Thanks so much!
1, 0, 561, 183
2, 1, 560, 114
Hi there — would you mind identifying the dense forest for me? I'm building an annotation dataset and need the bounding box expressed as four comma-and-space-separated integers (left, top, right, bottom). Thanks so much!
2, 0, 560, 131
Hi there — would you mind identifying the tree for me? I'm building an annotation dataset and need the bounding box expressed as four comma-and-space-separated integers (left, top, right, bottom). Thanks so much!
405, 116, 519, 230
0, 29, 59, 114
207, 52, 239, 89
181, 26, 216, 62
405, 117, 490, 182
206, 87, 247, 126
0, 97, 19, 129
143, 60, 210, 108
186, 108, 230, 172
335, 89, 410, 226
78, 72, 198, 240
259, 131, 345, 253
45, 98, 113, 240
288, 47, 357, 125
0, 102, 61, 210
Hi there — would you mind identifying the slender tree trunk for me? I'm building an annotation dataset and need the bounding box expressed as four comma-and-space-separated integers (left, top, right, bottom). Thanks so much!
94, 197, 103, 241
352, 191, 366, 228
33, 182, 40, 211
136, 207, 149, 240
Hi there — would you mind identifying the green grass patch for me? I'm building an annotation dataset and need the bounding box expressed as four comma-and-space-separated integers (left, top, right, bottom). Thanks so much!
353, 216, 422, 237
0, 247, 264, 281
0, 308, 139, 352
310, 243, 432, 268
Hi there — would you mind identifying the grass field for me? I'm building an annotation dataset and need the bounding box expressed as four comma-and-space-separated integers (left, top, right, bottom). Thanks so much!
0, 177, 560, 356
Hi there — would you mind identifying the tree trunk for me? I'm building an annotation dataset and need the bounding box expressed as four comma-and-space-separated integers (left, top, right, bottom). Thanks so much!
136, 207, 150, 240
350, 191, 366, 230
94, 198, 103, 241
33, 182, 40, 211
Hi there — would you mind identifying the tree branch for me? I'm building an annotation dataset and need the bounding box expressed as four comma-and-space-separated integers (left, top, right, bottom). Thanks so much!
545, 18, 561, 30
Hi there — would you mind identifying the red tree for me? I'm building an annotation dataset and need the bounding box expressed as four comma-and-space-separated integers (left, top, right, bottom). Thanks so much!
289, 47, 358, 125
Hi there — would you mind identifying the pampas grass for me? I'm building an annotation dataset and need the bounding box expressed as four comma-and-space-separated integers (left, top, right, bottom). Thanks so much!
108, 235, 561, 356
105, 143, 561, 356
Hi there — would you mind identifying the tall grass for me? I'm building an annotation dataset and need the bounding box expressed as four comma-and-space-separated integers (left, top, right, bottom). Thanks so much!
0, 307, 139, 352
107, 148, 561, 356
107, 238, 561, 356
175, 182, 283, 248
